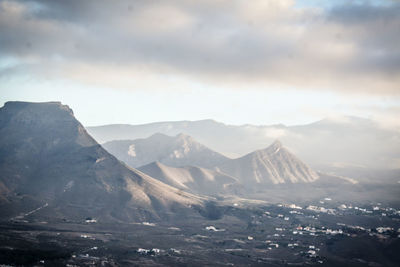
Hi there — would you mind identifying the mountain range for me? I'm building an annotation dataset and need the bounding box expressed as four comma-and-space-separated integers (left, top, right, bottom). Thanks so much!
100, 129, 324, 186
87, 118, 400, 170
101, 134, 358, 201
100, 131, 356, 195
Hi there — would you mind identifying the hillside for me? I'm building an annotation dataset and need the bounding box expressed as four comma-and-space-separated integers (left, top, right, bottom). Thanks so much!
0, 102, 205, 222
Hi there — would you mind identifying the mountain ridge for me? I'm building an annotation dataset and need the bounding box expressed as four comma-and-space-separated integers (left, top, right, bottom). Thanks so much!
102, 132, 230, 169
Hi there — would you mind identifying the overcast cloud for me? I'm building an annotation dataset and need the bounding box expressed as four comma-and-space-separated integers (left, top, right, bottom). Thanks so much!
0, 0, 399, 94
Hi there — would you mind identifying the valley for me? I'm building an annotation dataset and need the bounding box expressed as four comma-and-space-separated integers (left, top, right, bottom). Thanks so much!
1, 199, 399, 266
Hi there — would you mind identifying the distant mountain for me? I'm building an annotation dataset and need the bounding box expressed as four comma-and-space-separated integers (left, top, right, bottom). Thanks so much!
216, 140, 319, 186
87, 119, 226, 144
138, 162, 243, 196
87, 117, 400, 170
0, 102, 205, 222
102, 133, 230, 168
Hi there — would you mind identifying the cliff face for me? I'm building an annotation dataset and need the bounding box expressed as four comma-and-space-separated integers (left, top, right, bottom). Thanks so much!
0, 102, 203, 222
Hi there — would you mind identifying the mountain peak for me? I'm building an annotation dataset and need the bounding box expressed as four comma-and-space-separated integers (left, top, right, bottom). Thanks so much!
0, 101, 95, 147
176, 132, 189, 138
103, 132, 229, 169
259, 140, 284, 155
175, 133, 195, 142
4, 101, 62, 106
0, 101, 76, 129
217, 139, 319, 185
270, 140, 282, 149
2, 101, 73, 115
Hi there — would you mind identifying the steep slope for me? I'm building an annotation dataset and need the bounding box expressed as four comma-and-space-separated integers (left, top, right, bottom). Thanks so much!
216, 141, 319, 186
0, 101, 204, 222
102, 133, 229, 168
138, 162, 243, 196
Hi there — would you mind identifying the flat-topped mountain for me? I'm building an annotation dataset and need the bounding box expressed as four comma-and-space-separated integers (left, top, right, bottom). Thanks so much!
216, 140, 319, 186
103, 133, 230, 168
138, 161, 243, 196
0, 102, 205, 222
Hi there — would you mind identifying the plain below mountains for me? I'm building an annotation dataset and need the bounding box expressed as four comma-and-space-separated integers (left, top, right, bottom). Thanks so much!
0, 101, 208, 223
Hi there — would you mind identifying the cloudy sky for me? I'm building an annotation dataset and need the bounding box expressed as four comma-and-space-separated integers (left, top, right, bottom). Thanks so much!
0, 0, 399, 128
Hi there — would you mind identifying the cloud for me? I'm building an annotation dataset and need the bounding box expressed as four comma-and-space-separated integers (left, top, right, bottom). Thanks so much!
362, 106, 400, 132
263, 128, 288, 139
0, 0, 399, 94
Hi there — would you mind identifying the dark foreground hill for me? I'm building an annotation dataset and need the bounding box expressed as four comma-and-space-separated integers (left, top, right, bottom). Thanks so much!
0, 101, 206, 223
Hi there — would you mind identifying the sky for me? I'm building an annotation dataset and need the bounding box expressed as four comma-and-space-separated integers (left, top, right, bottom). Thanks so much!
0, 0, 399, 128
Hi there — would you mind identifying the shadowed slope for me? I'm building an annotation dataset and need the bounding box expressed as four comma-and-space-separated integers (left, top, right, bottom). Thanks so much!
0, 102, 204, 222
